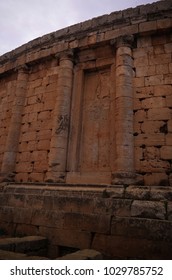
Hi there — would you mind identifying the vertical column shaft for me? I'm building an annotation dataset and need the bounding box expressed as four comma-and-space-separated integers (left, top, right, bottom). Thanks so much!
112, 35, 136, 185
46, 51, 73, 182
1, 66, 28, 181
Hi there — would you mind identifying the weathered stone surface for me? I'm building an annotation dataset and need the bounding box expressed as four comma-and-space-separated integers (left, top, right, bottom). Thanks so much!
92, 233, 172, 259
131, 200, 166, 220
111, 217, 172, 241
0, 0, 172, 261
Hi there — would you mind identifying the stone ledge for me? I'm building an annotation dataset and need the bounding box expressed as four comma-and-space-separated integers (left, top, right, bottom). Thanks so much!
1, 183, 172, 201
0, 236, 47, 254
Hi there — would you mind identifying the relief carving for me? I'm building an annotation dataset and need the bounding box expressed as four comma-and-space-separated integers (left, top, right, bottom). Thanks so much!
56, 114, 69, 134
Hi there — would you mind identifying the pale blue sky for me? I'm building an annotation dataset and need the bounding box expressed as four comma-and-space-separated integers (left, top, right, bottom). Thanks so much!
0, 0, 158, 55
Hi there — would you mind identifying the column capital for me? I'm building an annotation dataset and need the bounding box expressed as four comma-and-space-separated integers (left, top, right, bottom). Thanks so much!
56, 49, 74, 62
111, 35, 135, 49
15, 64, 29, 74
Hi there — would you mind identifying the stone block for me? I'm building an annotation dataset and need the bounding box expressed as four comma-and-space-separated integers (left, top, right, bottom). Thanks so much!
25, 194, 44, 209
17, 151, 31, 162
139, 21, 157, 33
15, 162, 33, 173
156, 64, 169, 75
22, 131, 36, 142
15, 173, 29, 183
31, 209, 64, 228
133, 48, 148, 59
53, 195, 95, 214
136, 65, 155, 77
134, 110, 146, 122
92, 233, 172, 259
164, 74, 172, 85
141, 159, 170, 173
37, 140, 50, 151
166, 134, 172, 146
144, 173, 169, 186
134, 56, 148, 67
111, 217, 172, 241
141, 120, 165, 134
39, 227, 92, 249
37, 129, 52, 140
134, 86, 154, 99
125, 186, 150, 200
145, 75, 163, 86
160, 146, 172, 160
164, 42, 172, 53
137, 35, 152, 48
154, 44, 165, 55
154, 85, 172, 96
133, 76, 145, 87
133, 99, 142, 110
166, 95, 172, 107
7, 194, 25, 208
63, 212, 111, 234
150, 186, 172, 201
111, 199, 132, 217
28, 173, 44, 182
15, 236, 47, 254
144, 146, 160, 160
157, 18, 172, 30
31, 150, 48, 162
15, 224, 39, 236
0, 206, 14, 223
149, 53, 171, 65
38, 110, 51, 120
147, 108, 171, 120
142, 97, 166, 109
131, 200, 166, 220
134, 133, 165, 146
13, 207, 32, 224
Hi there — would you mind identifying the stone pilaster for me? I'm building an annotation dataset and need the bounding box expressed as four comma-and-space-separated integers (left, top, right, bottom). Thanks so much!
112, 36, 142, 185
46, 50, 74, 182
0, 65, 29, 182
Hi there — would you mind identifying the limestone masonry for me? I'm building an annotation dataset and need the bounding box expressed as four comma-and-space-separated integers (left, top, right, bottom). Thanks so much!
0, 0, 172, 259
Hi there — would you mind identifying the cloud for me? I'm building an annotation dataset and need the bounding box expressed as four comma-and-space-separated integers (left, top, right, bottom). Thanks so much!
0, 0, 158, 55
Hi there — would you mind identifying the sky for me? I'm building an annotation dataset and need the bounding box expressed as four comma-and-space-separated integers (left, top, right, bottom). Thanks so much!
0, 0, 159, 56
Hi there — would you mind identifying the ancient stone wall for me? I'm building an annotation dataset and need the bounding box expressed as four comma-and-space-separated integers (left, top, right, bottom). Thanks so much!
133, 33, 172, 186
0, 0, 172, 260
0, 0, 172, 186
